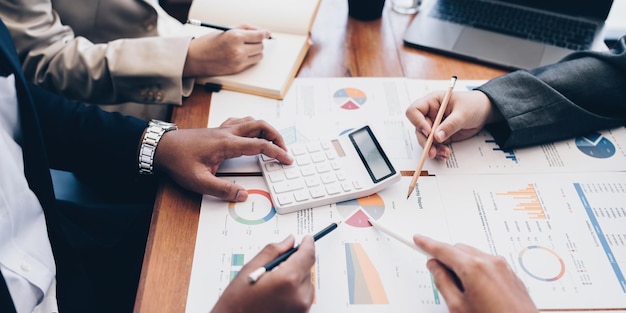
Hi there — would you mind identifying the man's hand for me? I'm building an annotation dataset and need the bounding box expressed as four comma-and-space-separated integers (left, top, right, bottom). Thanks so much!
153, 116, 292, 201
211, 235, 316, 313
413, 235, 538, 313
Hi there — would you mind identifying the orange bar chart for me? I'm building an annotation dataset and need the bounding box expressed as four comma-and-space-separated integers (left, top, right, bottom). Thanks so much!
496, 184, 545, 219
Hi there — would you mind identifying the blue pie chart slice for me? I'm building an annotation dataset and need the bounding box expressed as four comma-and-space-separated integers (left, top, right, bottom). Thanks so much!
575, 132, 615, 159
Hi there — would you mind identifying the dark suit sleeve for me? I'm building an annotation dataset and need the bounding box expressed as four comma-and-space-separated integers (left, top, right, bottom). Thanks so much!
476, 36, 626, 149
27, 81, 148, 177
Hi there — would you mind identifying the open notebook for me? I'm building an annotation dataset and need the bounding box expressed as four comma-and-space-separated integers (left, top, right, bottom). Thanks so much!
183, 0, 321, 99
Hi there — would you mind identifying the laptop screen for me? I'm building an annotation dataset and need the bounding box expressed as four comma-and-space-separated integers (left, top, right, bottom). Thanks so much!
494, 0, 614, 20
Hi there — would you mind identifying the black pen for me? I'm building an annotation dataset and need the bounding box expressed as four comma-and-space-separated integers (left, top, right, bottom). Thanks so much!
187, 18, 231, 32
248, 222, 340, 284
186, 18, 273, 39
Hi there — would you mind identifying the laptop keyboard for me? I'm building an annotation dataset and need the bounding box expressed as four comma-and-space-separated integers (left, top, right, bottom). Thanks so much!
430, 0, 597, 50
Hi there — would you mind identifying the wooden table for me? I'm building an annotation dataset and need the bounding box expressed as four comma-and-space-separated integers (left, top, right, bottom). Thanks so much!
134, 0, 507, 312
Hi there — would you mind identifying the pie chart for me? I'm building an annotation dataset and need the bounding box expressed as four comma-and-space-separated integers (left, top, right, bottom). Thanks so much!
228, 189, 276, 225
336, 194, 384, 227
575, 132, 616, 158
334, 87, 367, 110
518, 245, 566, 281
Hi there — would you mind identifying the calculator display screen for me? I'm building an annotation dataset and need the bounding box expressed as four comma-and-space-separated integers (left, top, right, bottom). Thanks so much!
349, 126, 396, 183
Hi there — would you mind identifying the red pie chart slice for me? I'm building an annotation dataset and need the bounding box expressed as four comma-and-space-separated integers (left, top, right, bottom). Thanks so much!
337, 194, 385, 228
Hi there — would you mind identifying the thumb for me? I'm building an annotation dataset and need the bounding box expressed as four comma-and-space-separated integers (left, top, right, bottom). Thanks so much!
433, 111, 464, 144
198, 175, 249, 202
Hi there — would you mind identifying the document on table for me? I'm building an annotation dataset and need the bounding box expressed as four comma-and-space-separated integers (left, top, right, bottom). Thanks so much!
185, 174, 626, 312
427, 127, 626, 175
208, 77, 440, 173
208, 77, 626, 175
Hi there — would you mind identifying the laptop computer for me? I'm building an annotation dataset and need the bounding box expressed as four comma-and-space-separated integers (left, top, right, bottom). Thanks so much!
403, 0, 613, 70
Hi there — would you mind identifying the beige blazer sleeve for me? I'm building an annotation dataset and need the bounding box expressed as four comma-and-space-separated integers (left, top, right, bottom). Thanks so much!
0, 0, 194, 106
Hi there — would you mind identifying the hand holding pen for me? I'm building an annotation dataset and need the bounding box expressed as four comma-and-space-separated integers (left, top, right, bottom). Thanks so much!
210, 234, 317, 313
249, 222, 340, 283
182, 20, 271, 77
413, 235, 538, 313
367, 216, 464, 291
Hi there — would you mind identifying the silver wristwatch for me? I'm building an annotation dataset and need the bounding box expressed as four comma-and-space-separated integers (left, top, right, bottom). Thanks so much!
139, 119, 178, 175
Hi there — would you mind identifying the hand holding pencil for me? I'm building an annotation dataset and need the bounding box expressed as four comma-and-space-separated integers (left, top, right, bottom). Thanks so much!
405, 78, 502, 163
406, 75, 457, 198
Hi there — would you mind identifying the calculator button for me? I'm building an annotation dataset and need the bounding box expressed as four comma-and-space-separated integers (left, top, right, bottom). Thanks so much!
330, 160, 341, 170
352, 180, 363, 190
305, 176, 321, 187
300, 165, 316, 177
282, 163, 298, 169
294, 190, 310, 202
306, 143, 321, 153
320, 173, 336, 184
268, 171, 285, 183
264, 162, 282, 172
291, 145, 307, 156
341, 182, 353, 192
335, 171, 346, 181
277, 194, 294, 205
325, 150, 337, 160
309, 186, 326, 198
321, 141, 332, 150
315, 163, 331, 173
311, 152, 326, 163
273, 180, 304, 194
295, 155, 311, 166
284, 168, 300, 180
325, 183, 341, 195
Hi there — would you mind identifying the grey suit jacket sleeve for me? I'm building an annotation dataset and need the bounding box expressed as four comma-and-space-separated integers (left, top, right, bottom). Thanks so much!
476, 37, 626, 149
0, 0, 194, 106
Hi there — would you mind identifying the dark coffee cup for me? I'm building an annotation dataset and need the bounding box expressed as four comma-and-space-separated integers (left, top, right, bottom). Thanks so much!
348, 0, 386, 21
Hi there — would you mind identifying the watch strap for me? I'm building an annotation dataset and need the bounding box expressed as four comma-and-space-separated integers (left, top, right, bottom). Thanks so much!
139, 119, 178, 175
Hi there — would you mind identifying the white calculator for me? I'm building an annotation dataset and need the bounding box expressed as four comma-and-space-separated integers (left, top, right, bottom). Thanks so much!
259, 125, 401, 214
